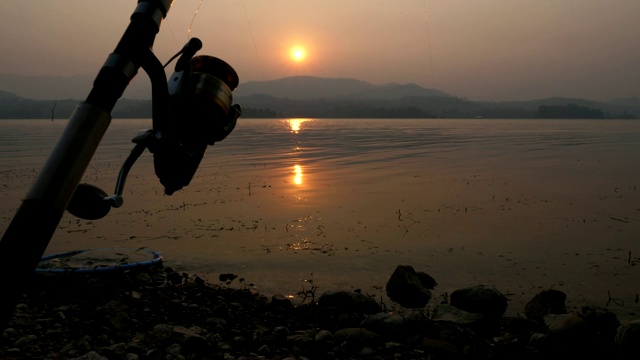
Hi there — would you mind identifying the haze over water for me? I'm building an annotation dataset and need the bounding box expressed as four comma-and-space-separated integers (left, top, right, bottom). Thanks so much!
1, 118, 639, 318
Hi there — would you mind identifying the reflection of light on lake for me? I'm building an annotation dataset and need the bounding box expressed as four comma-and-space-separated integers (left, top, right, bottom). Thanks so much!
293, 164, 303, 185
288, 118, 311, 133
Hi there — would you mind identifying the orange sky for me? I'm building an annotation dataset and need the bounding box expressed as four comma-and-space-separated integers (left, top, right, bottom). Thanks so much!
0, 0, 639, 101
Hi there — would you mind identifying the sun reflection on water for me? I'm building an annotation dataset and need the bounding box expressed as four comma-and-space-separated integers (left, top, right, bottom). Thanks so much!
293, 164, 303, 185
283, 119, 313, 198
287, 118, 311, 133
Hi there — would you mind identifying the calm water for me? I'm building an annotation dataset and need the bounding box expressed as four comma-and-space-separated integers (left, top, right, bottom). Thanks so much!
1, 118, 640, 316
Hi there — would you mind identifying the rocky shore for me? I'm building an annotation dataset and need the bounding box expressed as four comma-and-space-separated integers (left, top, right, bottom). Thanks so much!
1, 264, 639, 360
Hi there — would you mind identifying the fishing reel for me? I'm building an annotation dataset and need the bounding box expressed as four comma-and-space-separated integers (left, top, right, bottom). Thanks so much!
67, 38, 241, 220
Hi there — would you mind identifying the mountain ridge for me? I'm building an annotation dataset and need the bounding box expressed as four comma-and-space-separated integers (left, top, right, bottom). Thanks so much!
0, 73, 451, 101
1, 73, 639, 107
0, 75, 638, 119
234, 76, 450, 100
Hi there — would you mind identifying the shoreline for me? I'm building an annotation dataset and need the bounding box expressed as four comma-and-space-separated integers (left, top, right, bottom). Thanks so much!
1, 264, 637, 359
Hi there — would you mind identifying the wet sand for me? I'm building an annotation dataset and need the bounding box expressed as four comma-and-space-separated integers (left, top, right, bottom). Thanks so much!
1, 118, 639, 320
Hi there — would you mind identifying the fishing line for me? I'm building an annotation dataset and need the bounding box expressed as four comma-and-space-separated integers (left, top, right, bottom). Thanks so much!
423, 0, 437, 87
165, 18, 181, 50
240, 0, 269, 82
188, 0, 205, 40
12, 0, 41, 61
559, 0, 576, 96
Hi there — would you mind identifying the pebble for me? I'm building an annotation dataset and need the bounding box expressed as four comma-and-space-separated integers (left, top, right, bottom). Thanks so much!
14, 334, 37, 348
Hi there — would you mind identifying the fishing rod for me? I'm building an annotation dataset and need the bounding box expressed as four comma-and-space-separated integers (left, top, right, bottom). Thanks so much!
0, 0, 241, 329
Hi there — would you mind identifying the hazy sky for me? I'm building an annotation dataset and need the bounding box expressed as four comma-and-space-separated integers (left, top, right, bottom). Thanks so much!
1, 0, 639, 101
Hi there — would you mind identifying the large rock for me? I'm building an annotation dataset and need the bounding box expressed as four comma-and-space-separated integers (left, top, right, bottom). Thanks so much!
449, 285, 508, 317
541, 314, 596, 357
616, 320, 640, 360
318, 290, 382, 315
524, 289, 567, 320
579, 305, 620, 340
385, 265, 436, 308
546, 314, 591, 340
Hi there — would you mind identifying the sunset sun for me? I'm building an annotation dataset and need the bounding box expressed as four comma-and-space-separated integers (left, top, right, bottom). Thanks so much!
290, 47, 306, 62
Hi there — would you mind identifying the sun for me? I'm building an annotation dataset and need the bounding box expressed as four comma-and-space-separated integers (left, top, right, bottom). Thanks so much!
290, 47, 306, 62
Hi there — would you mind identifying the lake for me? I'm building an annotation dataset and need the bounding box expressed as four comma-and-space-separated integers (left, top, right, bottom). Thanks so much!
1, 118, 639, 317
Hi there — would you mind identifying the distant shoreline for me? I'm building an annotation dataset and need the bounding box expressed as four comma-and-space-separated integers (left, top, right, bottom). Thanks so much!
0, 93, 637, 120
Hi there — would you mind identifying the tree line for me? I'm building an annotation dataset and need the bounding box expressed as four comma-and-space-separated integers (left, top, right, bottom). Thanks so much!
0, 96, 633, 120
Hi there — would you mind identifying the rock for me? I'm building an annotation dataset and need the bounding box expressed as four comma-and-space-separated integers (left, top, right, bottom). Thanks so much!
385, 265, 434, 308
579, 305, 620, 340
286, 330, 315, 345
205, 317, 227, 331
317, 290, 381, 314
45, 329, 64, 339
528, 332, 547, 346
616, 320, 640, 360
151, 324, 174, 341
2, 328, 17, 340
546, 314, 587, 334
145, 349, 162, 360
4, 349, 20, 357
134, 272, 152, 284
420, 338, 461, 358
175, 327, 208, 354
333, 328, 378, 346
360, 312, 410, 338
167, 271, 183, 285
431, 304, 484, 325
219, 273, 238, 283
524, 289, 567, 320
538, 314, 596, 357
416, 272, 438, 289
193, 276, 206, 286
270, 294, 293, 309
314, 329, 334, 343
13, 335, 37, 349
546, 314, 593, 345
106, 343, 128, 357
165, 343, 181, 356
69, 351, 108, 360
360, 346, 374, 356
257, 344, 270, 355
171, 325, 199, 338
272, 326, 290, 340
150, 324, 207, 353
359, 311, 429, 341
449, 285, 508, 317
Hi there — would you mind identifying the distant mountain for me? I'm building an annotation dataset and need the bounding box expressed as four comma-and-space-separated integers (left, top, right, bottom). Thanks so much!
0, 73, 451, 101
0, 90, 23, 100
608, 96, 640, 107
234, 76, 450, 100
494, 97, 640, 118
0, 74, 637, 119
